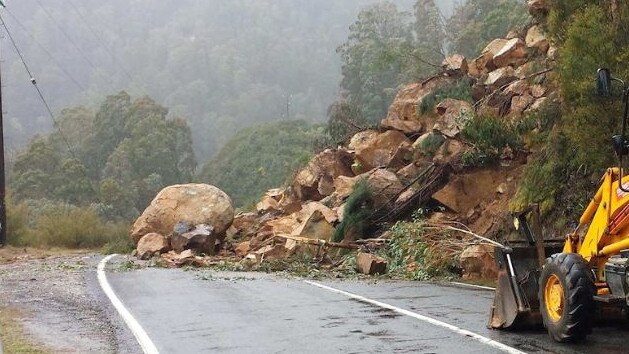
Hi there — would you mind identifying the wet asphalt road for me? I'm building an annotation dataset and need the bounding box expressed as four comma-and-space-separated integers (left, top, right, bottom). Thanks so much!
103, 258, 629, 354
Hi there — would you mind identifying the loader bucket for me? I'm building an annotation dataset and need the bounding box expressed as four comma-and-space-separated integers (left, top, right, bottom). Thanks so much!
488, 206, 564, 329
489, 245, 543, 329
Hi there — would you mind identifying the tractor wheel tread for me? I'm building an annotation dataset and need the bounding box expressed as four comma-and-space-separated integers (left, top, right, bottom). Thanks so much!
539, 253, 594, 343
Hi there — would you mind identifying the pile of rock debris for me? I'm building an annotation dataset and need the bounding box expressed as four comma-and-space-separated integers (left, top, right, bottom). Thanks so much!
131, 3, 555, 278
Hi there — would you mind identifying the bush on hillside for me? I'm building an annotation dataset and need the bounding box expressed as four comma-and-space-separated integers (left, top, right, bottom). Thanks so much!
198, 120, 325, 207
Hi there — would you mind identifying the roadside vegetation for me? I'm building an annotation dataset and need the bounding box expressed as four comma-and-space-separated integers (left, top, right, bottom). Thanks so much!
7, 197, 133, 253
0, 307, 47, 354
513, 1, 629, 222
419, 80, 473, 115
197, 120, 325, 207
378, 212, 461, 280
461, 114, 522, 167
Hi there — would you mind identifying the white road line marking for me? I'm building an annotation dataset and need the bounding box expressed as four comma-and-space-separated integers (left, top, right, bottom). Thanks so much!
449, 282, 496, 291
97, 254, 159, 354
304, 280, 525, 354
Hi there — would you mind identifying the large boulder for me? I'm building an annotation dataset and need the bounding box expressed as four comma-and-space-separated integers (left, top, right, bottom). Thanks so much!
366, 169, 404, 208
485, 67, 517, 87
469, 39, 509, 76
131, 184, 234, 244
293, 149, 354, 201
525, 25, 549, 53
332, 168, 403, 208
354, 130, 412, 171
381, 76, 454, 134
136, 233, 170, 260
442, 54, 468, 75
492, 38, 528, 68
433, 99, 474, 138
460, 244, 498, 279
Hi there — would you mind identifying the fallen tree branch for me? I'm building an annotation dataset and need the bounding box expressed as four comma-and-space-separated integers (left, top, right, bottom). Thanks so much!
474, 68, 554, 111
273, 234, 360, 250
425, 222, 508, 250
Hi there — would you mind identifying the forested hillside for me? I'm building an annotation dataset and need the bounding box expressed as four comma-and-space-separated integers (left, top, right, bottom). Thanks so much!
5, 0, 531, 250
3, 0, 426, 160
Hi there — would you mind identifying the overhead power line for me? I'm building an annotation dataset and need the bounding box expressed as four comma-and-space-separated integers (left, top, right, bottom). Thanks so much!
0, 14, 77, 160
4, 8, 86, 91
34, 0, 118, 90
67, 0, 136, 85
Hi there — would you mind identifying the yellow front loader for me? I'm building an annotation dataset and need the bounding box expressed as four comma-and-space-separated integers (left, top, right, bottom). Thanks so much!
489, 68, 629, 342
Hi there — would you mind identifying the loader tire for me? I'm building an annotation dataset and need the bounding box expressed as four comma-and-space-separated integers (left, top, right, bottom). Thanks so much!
538, 253, 595, 342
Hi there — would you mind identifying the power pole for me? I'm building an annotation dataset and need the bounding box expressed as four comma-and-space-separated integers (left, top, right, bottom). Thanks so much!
0, 26, 6, 247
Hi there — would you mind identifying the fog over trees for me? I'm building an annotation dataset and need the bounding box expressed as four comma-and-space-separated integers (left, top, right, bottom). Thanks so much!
3, 0, 456, 161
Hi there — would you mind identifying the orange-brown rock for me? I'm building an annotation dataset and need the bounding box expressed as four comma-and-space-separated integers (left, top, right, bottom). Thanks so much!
530, 84, 546, 98
250, 244, 288, 262
469, 39, 509, 76
293, 149, 354, 201
504, 80, 529, 96
433, 99, 474, 138
397, 161, 430, 184
348, 130, 378, 150
136, 233, 170, 260
366, 169, 404, 209
525, 25, 549, 53
442, 54, 468, 75
356, 252, 388, 275
297, 201, 338, 224
265, 215, 300, 235
433, 139, 466, 165
334, 175, 360, 200
526, 97, 549, 113
510, 94, 535, 115
493, 38, 528, 68
382, 76, 454, 134
231, 212, 258, 233
460, 244, 498, 279
354, 130, 412, 171
234, 241, 251, 257
256, 194, 280, 213
131, 184, 234, 244
291, 210, 335, 241
485, 67, 517, 87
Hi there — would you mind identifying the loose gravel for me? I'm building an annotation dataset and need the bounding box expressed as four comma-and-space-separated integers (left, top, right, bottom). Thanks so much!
0, 253, 119, 353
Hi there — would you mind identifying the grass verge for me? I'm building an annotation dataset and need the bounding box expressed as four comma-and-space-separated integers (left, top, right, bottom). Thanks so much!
0, 307, 47, 354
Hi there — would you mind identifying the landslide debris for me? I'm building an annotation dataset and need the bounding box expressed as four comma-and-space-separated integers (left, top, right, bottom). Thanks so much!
129, 1, 555, 280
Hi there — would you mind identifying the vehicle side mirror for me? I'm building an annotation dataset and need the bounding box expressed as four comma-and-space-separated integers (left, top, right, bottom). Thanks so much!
597, 68, 613, 97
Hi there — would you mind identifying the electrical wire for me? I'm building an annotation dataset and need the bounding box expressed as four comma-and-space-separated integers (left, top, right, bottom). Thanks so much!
0, 13, 77, 160
3, 8, 86, 91
66, 0, 136, 85
34, 0, 119, 90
